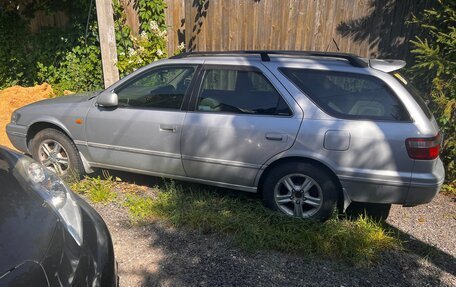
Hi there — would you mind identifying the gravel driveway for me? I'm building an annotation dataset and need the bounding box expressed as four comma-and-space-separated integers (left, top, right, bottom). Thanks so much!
92, 186, 456, 287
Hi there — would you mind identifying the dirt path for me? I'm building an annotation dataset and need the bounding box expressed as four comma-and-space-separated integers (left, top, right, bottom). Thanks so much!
91, 192, 456, 287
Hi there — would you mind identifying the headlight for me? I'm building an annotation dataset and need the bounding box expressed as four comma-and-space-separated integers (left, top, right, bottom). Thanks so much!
11, 111, 21, 124
18, 157, 83, 246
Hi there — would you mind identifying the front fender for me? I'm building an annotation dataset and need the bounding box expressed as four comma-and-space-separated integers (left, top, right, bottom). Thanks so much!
27, 117, 75, 139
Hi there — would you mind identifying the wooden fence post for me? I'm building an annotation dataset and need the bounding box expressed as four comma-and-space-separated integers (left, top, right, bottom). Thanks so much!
95, 0, 120, 88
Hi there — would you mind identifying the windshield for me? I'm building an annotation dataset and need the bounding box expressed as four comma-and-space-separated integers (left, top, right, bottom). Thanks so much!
391, 72, 433, 119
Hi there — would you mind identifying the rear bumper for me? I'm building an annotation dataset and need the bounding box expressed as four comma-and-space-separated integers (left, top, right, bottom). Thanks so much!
6, 123, 28, 152
403, 158, 445, 206
340, 159, 444, 206
341, 177, 411, 204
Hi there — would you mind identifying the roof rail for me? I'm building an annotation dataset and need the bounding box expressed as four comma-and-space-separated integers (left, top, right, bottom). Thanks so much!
170, 50, 368, 68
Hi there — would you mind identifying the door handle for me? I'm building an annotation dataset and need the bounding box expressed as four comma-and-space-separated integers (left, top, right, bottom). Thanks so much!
265, 133, 286, 141
159, 125, 177, 133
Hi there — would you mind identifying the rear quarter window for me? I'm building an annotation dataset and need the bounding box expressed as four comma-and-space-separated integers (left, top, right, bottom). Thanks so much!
391, 72, 433, 119
280, 68, 411, 121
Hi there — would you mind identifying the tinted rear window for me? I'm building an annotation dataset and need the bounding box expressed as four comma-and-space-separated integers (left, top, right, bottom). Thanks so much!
281, 68, 411, 121
391, 72, 433, 119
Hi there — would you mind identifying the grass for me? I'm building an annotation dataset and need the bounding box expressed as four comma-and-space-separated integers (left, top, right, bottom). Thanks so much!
441, 182, 456, 197
122, 180, 400, 266
71, 176, 117, 203
69, 175, 400, 266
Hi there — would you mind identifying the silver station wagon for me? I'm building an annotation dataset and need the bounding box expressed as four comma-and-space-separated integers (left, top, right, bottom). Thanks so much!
7, 51, 445, 220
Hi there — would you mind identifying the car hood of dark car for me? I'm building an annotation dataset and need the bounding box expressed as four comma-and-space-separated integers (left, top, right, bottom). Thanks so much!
0, 150, 58, 277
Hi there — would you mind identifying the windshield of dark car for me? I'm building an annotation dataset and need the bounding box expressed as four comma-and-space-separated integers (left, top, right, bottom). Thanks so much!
390, 72, 433, 119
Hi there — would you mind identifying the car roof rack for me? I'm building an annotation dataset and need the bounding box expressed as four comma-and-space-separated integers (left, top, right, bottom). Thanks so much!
170, 50, 368, 68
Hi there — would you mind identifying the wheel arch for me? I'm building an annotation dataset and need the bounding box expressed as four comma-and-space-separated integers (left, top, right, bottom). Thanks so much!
26, 121, 93, 174
26, 121, 74, 149
257, 156, 345, 208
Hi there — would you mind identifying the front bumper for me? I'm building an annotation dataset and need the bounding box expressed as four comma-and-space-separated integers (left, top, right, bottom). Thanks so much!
41, 195, 117, 286
6, 123, 28, 152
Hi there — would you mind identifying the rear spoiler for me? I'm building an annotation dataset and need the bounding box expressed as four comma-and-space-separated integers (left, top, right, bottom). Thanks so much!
369, 59, 406, 73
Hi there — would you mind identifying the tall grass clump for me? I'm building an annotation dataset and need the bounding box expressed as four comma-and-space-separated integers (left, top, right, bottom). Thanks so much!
71, 176, 117, 204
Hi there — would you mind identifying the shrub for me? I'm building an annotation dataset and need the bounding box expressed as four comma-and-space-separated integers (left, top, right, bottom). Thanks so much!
0, 0, 168, 94
114, 0, 168, 75
409, 0, 456, 185
0, 1, 97, 92
36, 24, 104, 95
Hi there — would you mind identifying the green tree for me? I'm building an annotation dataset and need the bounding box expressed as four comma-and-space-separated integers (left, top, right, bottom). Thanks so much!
410, 0, 456, 186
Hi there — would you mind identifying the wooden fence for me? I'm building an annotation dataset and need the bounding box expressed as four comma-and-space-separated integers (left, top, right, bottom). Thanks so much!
164, 0, 434, 61
30, 0, 435, 61
29, 10, 69, 33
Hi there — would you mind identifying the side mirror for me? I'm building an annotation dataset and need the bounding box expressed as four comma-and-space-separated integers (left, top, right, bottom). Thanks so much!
96, 92, 118, 107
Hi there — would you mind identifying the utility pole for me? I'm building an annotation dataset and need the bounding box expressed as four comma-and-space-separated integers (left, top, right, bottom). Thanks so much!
95, 0, 120, 88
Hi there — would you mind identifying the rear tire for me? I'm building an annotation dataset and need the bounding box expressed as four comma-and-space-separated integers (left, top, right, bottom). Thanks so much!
262, 162, 338, 221
345, 202, 392, 221
30, 128, 84, 179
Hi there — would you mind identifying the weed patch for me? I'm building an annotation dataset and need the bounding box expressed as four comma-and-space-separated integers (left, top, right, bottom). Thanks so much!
71, 176, 117, 204
441, 182, 456, 197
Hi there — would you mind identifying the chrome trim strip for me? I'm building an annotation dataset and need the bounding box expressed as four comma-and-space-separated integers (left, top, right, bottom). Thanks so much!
339, 175, 410, 187
181, 155, 262, 169
88, 162, 258, 192
81, 142, 260, 169
86, 142, 181, 159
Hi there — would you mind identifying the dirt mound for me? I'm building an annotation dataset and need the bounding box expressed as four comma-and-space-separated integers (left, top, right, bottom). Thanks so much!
0, 84, 53, 149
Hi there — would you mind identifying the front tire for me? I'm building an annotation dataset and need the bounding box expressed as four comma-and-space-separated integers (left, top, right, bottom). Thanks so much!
30, 128, 84, 179
262, 162, 338, 221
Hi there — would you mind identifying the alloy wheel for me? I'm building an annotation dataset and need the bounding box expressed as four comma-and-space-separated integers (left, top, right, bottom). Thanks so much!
38, 140, 70, 176
273, 173, 323, 218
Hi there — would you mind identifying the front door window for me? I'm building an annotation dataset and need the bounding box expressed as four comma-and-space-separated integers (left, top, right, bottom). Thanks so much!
116, 66, 196, 110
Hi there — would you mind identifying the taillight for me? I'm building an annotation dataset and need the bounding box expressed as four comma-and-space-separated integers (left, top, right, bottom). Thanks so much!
406, 133, 441, 160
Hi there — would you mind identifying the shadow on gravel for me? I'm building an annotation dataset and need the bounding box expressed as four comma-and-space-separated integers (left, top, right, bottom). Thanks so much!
128, 219, 453, 286
385, 223, 456, 277
92, 169, 454, 286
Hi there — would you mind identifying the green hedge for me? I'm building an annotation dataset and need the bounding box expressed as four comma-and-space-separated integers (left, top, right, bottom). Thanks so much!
409, 0, 456, 185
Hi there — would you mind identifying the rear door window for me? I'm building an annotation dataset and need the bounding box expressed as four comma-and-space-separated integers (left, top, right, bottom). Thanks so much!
280, 68, 411, 121
196, 68, 292, 116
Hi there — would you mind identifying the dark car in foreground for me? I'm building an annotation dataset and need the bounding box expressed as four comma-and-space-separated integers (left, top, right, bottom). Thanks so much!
0, 146, 117, 286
